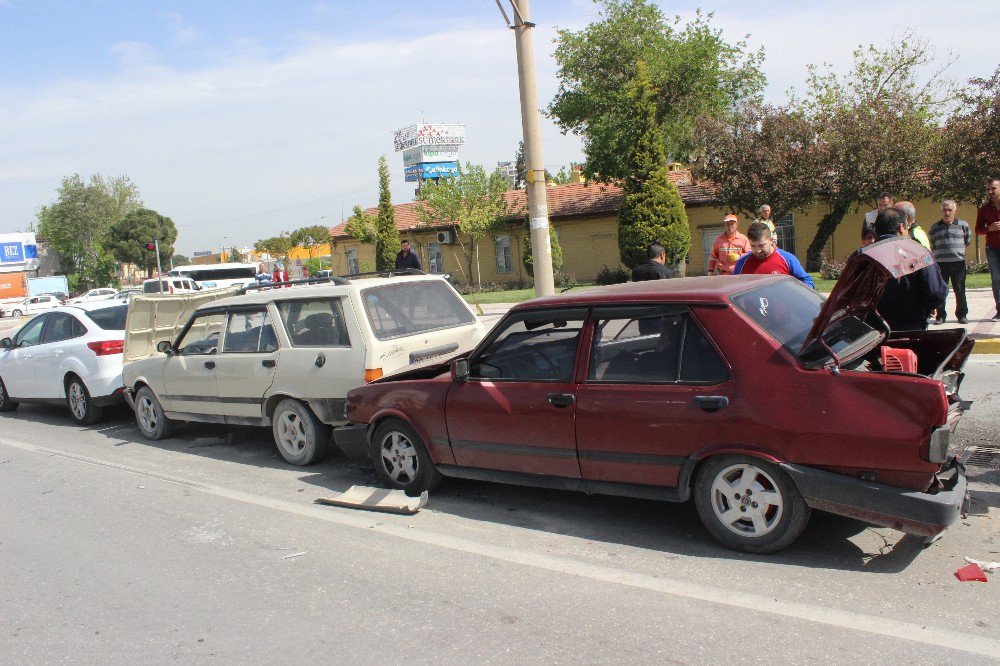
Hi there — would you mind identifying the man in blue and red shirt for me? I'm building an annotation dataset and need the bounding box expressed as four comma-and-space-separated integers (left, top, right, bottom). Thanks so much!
734, 222, 815, 288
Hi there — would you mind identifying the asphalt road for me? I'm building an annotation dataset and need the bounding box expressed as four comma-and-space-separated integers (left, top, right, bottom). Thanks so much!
1, 360, 998, 663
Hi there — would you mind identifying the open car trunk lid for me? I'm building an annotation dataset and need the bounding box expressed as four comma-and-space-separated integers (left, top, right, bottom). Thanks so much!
123, 287, 239, 363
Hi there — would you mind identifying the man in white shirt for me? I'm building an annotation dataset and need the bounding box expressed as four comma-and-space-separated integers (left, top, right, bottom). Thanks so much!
862, 193, 894, 244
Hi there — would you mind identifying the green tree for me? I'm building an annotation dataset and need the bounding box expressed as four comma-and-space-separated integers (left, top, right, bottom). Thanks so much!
106, 208, 178, 277
290, 224, 332, 268
254, 234, 292, 263
798, 33, 952, 269
375, 156, 400, 270
344, 206, 377, 244
548, 0, 764, 181
226, 247, 245, 263
932, 66, 1000, 204
417, 163, 515, 285
171, 254, 191, 268
522, 225, 563, 276
514, 141, 527, 190
618, 61, 690, 270
693, 101, 825, 221
36, 173, 142, 290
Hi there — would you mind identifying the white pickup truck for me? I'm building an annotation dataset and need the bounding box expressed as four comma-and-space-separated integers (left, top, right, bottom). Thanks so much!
121, 273, 486, 465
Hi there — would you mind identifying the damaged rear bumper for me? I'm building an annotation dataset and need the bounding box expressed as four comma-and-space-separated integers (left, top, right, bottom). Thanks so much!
332, 423, 370, 462
781, 459, 967, 537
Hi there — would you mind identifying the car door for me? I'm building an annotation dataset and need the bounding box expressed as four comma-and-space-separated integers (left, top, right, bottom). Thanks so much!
215, 307, 279, 424
32, 312, 86, 399
160, 310, 226, 419
2, 314, 49, 397
575, 306, 734, 488
445, 308, 587, 477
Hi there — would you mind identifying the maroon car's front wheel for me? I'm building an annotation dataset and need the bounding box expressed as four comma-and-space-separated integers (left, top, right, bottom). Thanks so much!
694, 455, 811, 554
371, 419, 442, 497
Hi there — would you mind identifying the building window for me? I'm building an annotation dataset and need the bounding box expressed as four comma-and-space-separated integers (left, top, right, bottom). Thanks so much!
345, 249, 359, 275
494, 236, 512, 274
427, 242, 443, 274
775, 213, 795, 255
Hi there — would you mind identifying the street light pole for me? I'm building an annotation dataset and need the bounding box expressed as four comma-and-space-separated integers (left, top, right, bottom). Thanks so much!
508, 0, 554, 297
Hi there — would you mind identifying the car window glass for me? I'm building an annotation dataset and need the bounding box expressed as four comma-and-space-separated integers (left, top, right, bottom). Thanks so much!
589, 313, 685, 383
276, 298, 349, 347
362, 281, 475, 341
730, 280, 824, 352
223, 310, 278, 353
470, 312, 585, 382
14, 316, 47, 347
71, 317, 87, 337
87, 305, 127, 330
679, 319, 730, 384
176, 313, 225, 355
42, 313, 84, 344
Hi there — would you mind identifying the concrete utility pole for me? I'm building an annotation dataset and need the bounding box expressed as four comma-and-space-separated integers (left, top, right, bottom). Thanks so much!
507, 0, 555, 297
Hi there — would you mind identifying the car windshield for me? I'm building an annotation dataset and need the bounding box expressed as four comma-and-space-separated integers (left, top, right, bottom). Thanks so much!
87, 305, 127, 330
361, 280, 476, 341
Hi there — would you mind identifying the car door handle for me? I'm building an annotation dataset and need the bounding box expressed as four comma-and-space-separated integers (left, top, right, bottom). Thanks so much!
262, 359, 276, 368
547, 393, 575, 408
694, 395, 729, 412
204, 360, 216, 369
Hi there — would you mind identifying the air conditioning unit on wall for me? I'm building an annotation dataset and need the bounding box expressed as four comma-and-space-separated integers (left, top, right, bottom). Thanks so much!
436, 230, 454, 244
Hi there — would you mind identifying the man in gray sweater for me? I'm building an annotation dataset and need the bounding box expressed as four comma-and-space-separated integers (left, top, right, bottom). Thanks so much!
929, 199, 972, 324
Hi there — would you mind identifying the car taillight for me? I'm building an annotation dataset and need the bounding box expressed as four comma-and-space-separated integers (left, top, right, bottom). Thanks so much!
87, 340, 124, 356
364, 368, 383, 383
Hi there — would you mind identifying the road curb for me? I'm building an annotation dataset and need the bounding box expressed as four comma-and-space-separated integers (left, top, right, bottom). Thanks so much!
972, 338, 1000, 354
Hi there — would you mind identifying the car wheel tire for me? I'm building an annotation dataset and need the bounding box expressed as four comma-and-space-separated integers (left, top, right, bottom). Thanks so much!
370, 418, 442, 497
694, 455, 811, 554
134, 386, 175, 440
66, 375, 104, 425
11, 309, 22, 317
272, 399, 327, 466
0, 376, 19, 412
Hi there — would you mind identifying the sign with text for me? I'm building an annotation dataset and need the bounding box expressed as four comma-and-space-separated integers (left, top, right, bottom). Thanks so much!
404, 161, 460, 182
394, 124, 466, 152
402, 146, 461, 168
0, 242, 24, 264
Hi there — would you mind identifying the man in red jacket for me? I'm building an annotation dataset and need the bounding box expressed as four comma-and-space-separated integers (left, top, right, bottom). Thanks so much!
975, 179, 1000, 320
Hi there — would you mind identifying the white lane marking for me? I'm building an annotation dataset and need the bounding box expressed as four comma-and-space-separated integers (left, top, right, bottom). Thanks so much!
3, 437, 998, 659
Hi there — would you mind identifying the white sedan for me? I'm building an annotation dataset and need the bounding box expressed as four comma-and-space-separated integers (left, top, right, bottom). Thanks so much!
0, 302, 128, 424
1, 294, 62, 318
66, 288, 118, 305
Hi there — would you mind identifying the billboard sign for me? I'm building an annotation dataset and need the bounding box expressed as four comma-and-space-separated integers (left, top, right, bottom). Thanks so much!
394, 124, 466, 151
193, 250, 214, 257
404, 162, 460, 182
0, 232, 38, 272
402, 146, 461, 168
0, 242, 25, 264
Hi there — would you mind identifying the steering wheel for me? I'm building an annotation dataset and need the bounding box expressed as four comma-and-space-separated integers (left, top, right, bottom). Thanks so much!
513, 346, 557, 379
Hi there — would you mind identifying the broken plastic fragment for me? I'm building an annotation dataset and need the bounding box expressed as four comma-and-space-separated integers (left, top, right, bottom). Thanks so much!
955, 563, 988, 582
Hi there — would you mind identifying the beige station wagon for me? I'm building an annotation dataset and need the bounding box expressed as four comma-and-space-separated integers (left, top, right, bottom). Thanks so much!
121, 274, 486, 465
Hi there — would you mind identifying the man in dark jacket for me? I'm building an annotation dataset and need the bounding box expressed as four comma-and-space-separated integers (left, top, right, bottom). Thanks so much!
631, 243, 674, 281
873, 208, 948, 331
394, 240, 421, 270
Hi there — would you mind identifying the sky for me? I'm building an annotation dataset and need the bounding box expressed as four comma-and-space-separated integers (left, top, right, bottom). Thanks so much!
1, 0, 997, 256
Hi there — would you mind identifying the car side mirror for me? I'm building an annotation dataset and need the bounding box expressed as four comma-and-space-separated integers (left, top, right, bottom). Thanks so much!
156, 340, 174, 355
0, 337, 10, 350
452, 358, 469, 381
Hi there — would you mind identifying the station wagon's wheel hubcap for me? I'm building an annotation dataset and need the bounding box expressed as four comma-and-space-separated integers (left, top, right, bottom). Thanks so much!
710, 463, 784, 537
379, 431, 418, 484
276, 411, 307, 455
137, 395, 158, 433
68, 382, 86, 420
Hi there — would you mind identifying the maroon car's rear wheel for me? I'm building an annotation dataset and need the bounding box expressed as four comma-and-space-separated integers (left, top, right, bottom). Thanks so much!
694, 455, 811, 554
371, 418, 442, 497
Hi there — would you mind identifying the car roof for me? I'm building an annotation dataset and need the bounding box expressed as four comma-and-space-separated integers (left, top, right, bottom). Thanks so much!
192, 274, 455, 312
507, 274, 785, 311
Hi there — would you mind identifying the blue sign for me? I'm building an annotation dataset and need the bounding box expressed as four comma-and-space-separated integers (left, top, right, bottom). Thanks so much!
404, 161, 460, 182
0, 243, 24, 264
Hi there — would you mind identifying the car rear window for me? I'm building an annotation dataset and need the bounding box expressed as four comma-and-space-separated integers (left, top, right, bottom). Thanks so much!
361, 280, 476, 341
87, 305, 128, 330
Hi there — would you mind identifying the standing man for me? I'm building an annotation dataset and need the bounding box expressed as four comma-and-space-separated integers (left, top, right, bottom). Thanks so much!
631, 243, 674, 281
862, 193, 894, 243
894, 201, 931, 249
395, 240, 422, 271
734, 222, 815, 288
754, 204, 777, 241
976, 178, 1000, 320
929, 200, 971, 324
707, 214, 750, 276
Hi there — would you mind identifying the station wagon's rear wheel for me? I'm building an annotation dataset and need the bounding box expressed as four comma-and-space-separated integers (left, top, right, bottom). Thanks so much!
694, 455, 810, 554
371, 418, 442, 497
66, 375, 104, 425
0, 376, 19, 412
272, 399, 327, 466
134, 385, 175, 440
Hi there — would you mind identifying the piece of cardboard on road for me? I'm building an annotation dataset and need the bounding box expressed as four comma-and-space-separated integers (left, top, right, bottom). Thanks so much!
315, 485, 428, 515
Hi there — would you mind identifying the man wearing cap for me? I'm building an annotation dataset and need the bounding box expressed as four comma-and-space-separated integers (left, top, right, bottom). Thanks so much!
734, 222, 815, 288
707, 214, 750, 276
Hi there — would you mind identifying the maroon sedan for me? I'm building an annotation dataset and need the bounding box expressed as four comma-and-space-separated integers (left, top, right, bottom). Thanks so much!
334, 238, 972, 553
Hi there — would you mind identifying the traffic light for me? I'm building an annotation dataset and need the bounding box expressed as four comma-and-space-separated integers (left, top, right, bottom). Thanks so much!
145, 241, 156, 251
